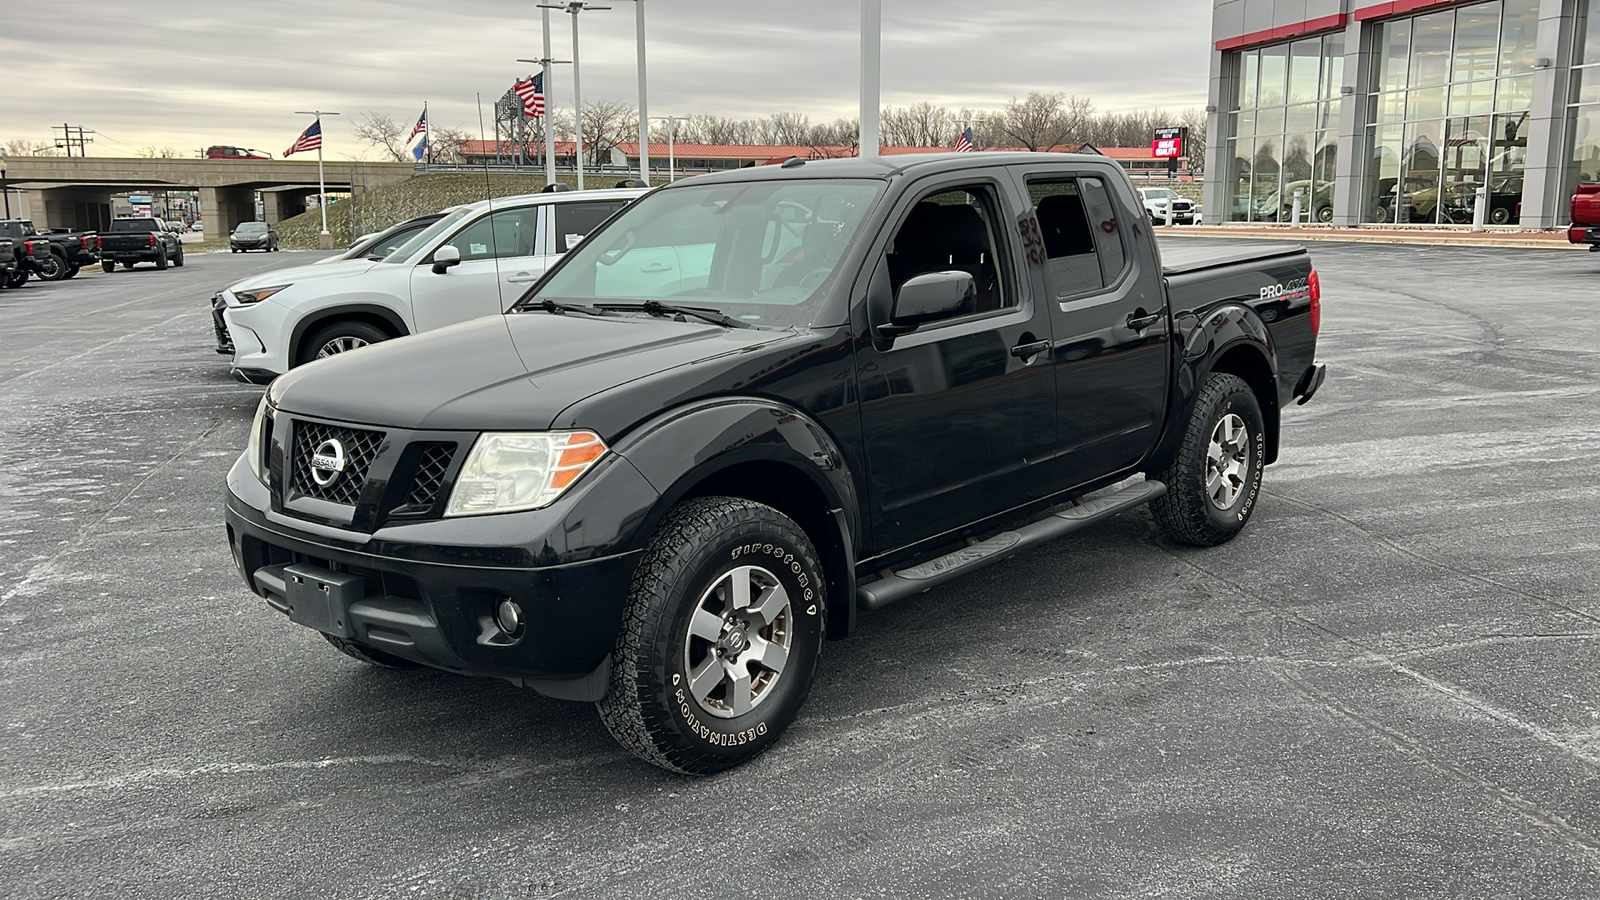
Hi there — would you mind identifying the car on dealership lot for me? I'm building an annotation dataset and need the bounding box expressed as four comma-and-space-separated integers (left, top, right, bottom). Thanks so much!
1253, 180, 1334, 224
213, 187, 647, 382
98, 217, 184, 271
230, 221, 280, 253
223, 151, 1325, 774
0, 219, 98, 281
1137, 187, 1195, 224
312, 211, 457, 266
1570, 182, 1600, 250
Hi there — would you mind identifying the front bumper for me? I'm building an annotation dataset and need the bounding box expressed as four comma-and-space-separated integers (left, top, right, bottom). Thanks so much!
232, 241, 268, 251
225, 473, 641, 700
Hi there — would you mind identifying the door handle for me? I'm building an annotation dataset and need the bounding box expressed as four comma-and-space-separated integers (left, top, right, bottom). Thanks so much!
506, 272, 540, 283
1009, 339, 1052, 360
1126, 311, 1162, 331
639, 263, 672, 273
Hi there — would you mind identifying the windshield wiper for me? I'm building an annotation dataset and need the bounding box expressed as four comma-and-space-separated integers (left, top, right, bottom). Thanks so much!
627, 300, 754, 329
520, 298, 623, 318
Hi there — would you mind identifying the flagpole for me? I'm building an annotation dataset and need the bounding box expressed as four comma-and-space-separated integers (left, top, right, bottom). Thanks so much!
542, 10, 556, 185
295, 109, 340, 249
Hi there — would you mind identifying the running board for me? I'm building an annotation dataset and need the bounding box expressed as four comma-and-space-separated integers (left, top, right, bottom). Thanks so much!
855, 479, 1167, 610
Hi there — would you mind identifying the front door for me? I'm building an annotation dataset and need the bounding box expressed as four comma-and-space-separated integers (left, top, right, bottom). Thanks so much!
854, 175, 1057, 555
1014, 167, 1170, 485
410, 204, 545, 333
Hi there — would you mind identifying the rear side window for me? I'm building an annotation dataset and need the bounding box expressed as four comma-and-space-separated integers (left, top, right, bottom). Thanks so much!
1027, 176, 1128, 299
446, 207, 541, 261
554, 201, 628, 252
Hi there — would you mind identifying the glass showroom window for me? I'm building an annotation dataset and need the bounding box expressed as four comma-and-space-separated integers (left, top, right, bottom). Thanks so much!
1225, 33, 1344, 222
1566, 1, 1600, 197
1363, 0, 1538, 225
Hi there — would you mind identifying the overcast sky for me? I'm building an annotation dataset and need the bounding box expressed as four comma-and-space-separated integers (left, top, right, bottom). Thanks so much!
3, 0, 1211, 157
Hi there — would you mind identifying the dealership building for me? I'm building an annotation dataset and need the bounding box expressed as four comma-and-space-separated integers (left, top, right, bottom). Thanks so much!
1204, 0, 1599, 227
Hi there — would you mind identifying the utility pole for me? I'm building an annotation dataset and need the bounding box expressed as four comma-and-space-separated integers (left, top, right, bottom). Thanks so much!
293, 110, 340, 248
53, 124, 96, 157
539, 2, 609, 190
859, 0, 881, 159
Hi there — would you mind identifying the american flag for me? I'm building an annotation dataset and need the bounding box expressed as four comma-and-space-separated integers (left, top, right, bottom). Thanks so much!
284, 119, 322, 157
954, 127, 975, 153
514, 72, 545, 118
408, 106, 428, 143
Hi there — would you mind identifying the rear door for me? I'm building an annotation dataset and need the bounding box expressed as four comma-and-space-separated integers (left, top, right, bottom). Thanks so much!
1011, 163, 1170, 485
409, 204, 543, 332
853, 170, 1057, 554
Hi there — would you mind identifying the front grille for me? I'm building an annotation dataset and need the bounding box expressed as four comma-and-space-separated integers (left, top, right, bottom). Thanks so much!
290, 421, 385, 505
211, 294, 234, 354
390, 442, 457, 517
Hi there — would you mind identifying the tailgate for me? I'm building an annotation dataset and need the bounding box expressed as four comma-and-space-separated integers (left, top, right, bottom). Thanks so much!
1573, 184, 1600, 226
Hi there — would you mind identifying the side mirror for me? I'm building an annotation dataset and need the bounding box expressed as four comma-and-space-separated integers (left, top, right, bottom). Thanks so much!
430, 244, 462, 274
881, 271, 975, 338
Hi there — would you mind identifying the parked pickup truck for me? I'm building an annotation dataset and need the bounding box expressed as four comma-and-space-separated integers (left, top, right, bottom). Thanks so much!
98, 217, 185, 271
0, 219, 98, 282
1570, 183, 1600, 251
0, 237, 18, 288
223, 152, 1326, 774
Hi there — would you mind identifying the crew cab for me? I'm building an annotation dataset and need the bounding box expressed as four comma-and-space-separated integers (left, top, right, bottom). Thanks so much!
224, 153, 1326, 775
0, 219, 97, 281
1138, 187, 1195, 224
1570, 183, 1600, 251
213, 187, 646, 383
97, 217, 184, 271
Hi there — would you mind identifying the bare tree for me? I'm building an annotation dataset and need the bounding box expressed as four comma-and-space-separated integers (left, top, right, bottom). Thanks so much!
580, 99, 638, 163
1180, 107, 1208, 175
808, 117, 859, 149
4, 137, 61, 157
995, 92, 1079, 151
881, 102, 956, 147
757, 112, 812, 145
352, 111, 409, 162
429, 126, 472, 164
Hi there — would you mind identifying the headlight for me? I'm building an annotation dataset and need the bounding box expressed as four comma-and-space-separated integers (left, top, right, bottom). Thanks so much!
445, 431, 607, 517
235, 284, 291, 304
244, 396, 272, 483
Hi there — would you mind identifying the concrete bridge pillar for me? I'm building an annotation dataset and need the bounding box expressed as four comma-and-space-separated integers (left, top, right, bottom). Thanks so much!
261, 189, 315, 225
200, 186, 254, 240
27, 187, 113, 232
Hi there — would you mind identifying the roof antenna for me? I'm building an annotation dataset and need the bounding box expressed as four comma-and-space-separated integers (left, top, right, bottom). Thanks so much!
476, 91, 506, 313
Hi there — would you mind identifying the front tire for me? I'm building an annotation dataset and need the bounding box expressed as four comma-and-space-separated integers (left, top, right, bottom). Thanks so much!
173, 247, 185, 267
298, 320, 391, 367
155, 247, 168, 270
1149, 373, 1265, 546
598, 496, 827, 775
64, 264, 80, 279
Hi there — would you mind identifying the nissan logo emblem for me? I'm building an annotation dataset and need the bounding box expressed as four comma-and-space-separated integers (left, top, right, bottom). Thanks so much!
310, 438, 346, 487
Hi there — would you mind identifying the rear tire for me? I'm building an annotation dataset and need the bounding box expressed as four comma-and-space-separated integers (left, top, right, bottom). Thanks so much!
1149, 373, 1265, 547
6, 269, 25, 287
64, 264, 80, 279
597, 496, 827, 774
102, 260, 116, 274
155, 247, 168, 270
322, 633, 422, 669
36, 251, 67, 282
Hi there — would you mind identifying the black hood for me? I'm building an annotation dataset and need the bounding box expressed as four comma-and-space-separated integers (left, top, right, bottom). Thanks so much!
269, 312, 786, 432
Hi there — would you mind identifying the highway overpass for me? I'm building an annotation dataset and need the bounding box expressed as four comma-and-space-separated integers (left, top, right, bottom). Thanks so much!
0, 156, 415, 239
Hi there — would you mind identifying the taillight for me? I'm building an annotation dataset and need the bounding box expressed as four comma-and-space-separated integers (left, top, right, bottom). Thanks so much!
23, 240, 36, 256
148, 233, 157, 247
96, 236, 103, 250
1308, 268, 1321, 337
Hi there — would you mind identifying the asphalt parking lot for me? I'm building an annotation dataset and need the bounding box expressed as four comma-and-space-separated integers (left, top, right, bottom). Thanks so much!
2, 241, 1599, 898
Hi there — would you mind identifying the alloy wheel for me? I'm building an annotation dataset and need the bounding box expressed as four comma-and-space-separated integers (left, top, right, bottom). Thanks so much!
1205, 413, 1251, 510
682, 564, 793, 719
316, 336, 370, 358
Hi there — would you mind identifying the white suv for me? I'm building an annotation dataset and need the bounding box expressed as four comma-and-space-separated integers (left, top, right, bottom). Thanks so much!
213, 187, 647, 383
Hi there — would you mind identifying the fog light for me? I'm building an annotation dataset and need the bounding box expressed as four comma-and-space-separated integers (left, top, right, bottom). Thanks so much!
496, 599, 523, 635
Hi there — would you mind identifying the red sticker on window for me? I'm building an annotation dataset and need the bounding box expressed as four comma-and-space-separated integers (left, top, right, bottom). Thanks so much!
1018, 212, 1046, 266
1100, 218, 1118, 233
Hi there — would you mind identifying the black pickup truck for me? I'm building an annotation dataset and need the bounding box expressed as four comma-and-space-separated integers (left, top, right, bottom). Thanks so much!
97, 217, 184, 271
224, 152, 1325, 774
0, 219, 97, 282
0, 237, 18, 288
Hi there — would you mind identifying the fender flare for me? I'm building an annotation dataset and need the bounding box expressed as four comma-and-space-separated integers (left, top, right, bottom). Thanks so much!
1148, 303, 1281, 471
612, 397, 862, 638
289, 303, 411, 362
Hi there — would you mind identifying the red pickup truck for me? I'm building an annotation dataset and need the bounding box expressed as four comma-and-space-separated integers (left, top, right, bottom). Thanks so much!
1571, 184, 1600, 251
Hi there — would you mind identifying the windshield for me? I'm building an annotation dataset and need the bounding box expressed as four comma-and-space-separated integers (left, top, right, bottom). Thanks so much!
525, 179, 882, 328
1143, 189, 1178, 200
236, 222, 268, 234
382, 207, 473, 262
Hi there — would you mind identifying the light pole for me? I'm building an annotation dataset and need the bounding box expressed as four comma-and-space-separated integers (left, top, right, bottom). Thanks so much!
517, 50, 572, 185
539, 1, 609, 190
860, 0, 881, 158
0, 149, 9, 218
649, 115, 684, 181
619, 0, 649, 185
293, 109, 339, 247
